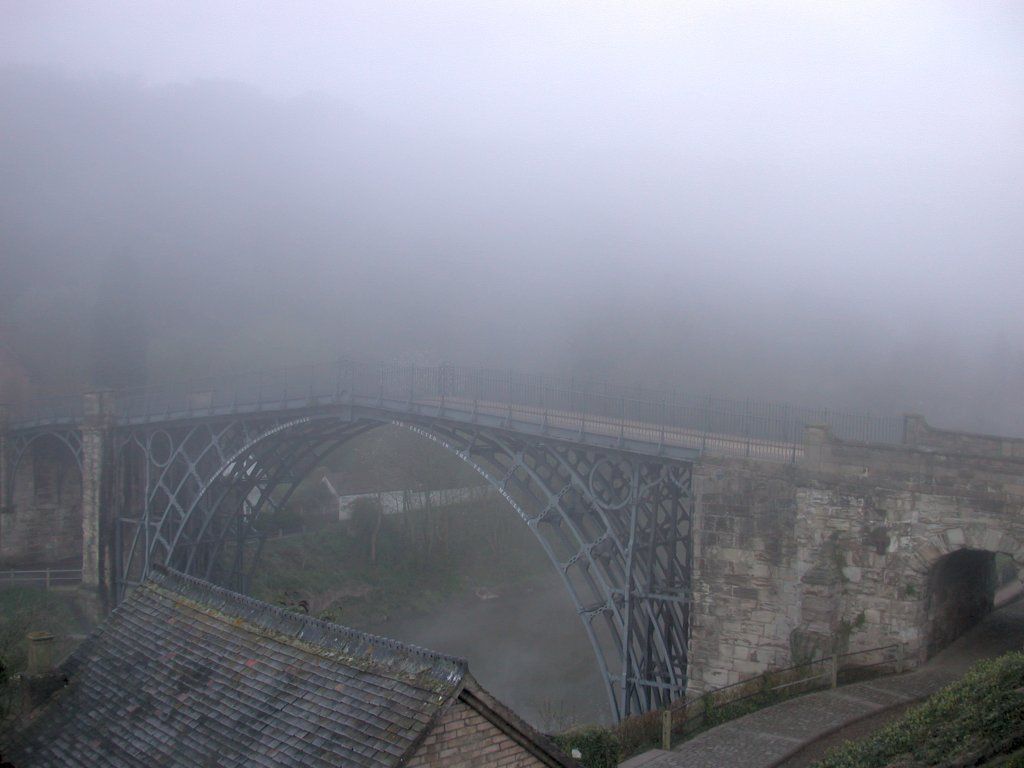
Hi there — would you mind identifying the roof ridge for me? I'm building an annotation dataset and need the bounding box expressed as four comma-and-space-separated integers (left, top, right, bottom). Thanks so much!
148, 565, 467, 685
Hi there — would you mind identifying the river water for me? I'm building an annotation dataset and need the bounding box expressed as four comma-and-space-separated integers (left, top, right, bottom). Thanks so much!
347, 567, 612, 730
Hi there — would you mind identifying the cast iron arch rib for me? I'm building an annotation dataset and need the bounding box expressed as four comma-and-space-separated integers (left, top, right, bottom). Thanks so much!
114, 412, 693, 722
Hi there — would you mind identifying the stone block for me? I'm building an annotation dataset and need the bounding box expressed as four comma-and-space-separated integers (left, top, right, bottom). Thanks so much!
945, 528, 965, 547
732, 660, 766, 675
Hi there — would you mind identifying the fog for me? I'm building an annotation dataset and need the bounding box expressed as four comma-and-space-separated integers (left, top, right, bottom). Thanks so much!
2, 2, 1023, 434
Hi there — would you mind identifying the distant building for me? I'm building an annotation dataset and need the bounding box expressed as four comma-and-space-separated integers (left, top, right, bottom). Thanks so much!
320, 475, 492, 521
0, 337, 32, 408
2, 567, 577, 768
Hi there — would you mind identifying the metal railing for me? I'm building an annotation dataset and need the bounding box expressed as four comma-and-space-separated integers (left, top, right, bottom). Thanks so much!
7, 393, 85, 427
651, 642, 906, 750
9, 360, 905, 458
0, 568, 83, 590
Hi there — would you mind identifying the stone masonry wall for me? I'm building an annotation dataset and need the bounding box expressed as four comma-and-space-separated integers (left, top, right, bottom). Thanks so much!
687, 457, 800, 691
0, 441, 82, 566
794, 478, 1022, 666
406, 698, 546, 768
903, 414, 1024, 459
687, 427, 1024, 697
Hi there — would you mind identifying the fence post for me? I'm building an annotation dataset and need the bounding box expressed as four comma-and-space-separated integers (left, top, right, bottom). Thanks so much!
45, 568, 51, 590
473, 368, 480, 419
661, 708, 672, 750
896, 642, 905, 674
830, 653, 838, 688
702, 395, 710, 452
439, 364, 446, 415
745, 399, 751, 457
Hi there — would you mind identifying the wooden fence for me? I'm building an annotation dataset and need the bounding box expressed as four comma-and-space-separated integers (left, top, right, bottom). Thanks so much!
652, 643, 906, 750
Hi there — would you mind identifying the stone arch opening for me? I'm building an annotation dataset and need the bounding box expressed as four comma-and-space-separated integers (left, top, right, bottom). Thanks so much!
3, 432, 84, 566
925, 548, 998, 656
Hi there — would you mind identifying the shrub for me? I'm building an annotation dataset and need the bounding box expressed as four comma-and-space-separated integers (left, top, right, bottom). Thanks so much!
816, 652, 1024, 768
554, 725, 620, 768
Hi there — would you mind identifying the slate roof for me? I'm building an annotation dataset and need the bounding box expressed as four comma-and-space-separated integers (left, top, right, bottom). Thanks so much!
2, 566, 473, 767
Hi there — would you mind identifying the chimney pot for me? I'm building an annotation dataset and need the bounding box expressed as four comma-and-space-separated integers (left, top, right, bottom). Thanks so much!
26, 630, 55, 674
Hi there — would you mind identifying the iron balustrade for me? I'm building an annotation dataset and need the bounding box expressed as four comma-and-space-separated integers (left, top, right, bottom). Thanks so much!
8, 360, 904, 459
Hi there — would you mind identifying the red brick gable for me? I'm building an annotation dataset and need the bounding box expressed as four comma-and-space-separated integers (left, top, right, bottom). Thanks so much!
407, 678, 577, 768
409, 699, 547, 768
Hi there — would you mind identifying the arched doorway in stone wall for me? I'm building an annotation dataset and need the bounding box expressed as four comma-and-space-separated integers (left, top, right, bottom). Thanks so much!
924, 548, 998, 655
910, 519, 1024, 660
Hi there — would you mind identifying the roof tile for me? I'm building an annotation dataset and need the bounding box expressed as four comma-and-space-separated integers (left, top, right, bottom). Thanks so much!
3, 567, 467, 768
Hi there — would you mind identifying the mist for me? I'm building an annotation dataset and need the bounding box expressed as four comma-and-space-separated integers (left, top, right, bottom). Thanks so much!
2, 2, 1023, 434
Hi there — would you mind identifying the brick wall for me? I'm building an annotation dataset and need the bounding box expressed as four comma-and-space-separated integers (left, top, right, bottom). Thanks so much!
407, 698, 546, 768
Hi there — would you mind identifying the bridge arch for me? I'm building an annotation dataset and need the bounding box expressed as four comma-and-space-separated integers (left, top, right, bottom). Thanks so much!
4, 429, 83, 510
115, 412, 694, 722
1, 429, 84, 565
910, 525, 1024, 574
908, 525, 1024, 657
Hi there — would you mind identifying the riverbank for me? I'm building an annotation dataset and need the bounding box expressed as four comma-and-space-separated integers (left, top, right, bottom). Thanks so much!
250, 512, 611, 729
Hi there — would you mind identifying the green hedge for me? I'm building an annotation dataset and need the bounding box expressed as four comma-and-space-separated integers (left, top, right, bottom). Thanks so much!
816, 652, 1024, 768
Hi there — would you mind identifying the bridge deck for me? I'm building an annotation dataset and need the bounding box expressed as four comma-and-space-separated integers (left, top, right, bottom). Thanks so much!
4, 362, 879, 462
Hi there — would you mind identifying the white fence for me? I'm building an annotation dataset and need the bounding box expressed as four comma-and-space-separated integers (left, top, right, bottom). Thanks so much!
0, 568, 83, 589
331, 485, 493, 521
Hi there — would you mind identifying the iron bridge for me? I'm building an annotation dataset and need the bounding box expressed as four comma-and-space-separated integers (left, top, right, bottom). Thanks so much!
3, 361, 905, 721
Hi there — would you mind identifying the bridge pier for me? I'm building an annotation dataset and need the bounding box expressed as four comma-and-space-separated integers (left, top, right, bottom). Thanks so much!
686, 422, 1024, 696
0, 404, 10, 516
80, 391, 116, 616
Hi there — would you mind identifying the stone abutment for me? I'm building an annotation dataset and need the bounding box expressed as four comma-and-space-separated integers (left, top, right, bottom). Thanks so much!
686, 421, 1024, 694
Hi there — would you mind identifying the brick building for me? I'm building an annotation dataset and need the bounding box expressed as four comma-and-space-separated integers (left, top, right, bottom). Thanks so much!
2, 567, 576, 767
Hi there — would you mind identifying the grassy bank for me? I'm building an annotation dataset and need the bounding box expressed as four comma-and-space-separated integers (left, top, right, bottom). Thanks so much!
0, 587, 92, 674
816, 652, 1024, 767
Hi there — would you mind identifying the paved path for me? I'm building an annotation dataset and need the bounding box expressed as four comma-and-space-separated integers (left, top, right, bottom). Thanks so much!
622, 592, 1024, 768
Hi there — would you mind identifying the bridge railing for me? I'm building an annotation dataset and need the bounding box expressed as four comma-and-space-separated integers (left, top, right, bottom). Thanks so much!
6, 393, 85, 428
612, 642, 906, 753
10, 360, 905, 454
114, 361, 355, 422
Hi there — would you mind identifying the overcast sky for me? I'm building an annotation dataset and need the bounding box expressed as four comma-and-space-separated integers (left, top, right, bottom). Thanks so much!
2, 2, 1022, 430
